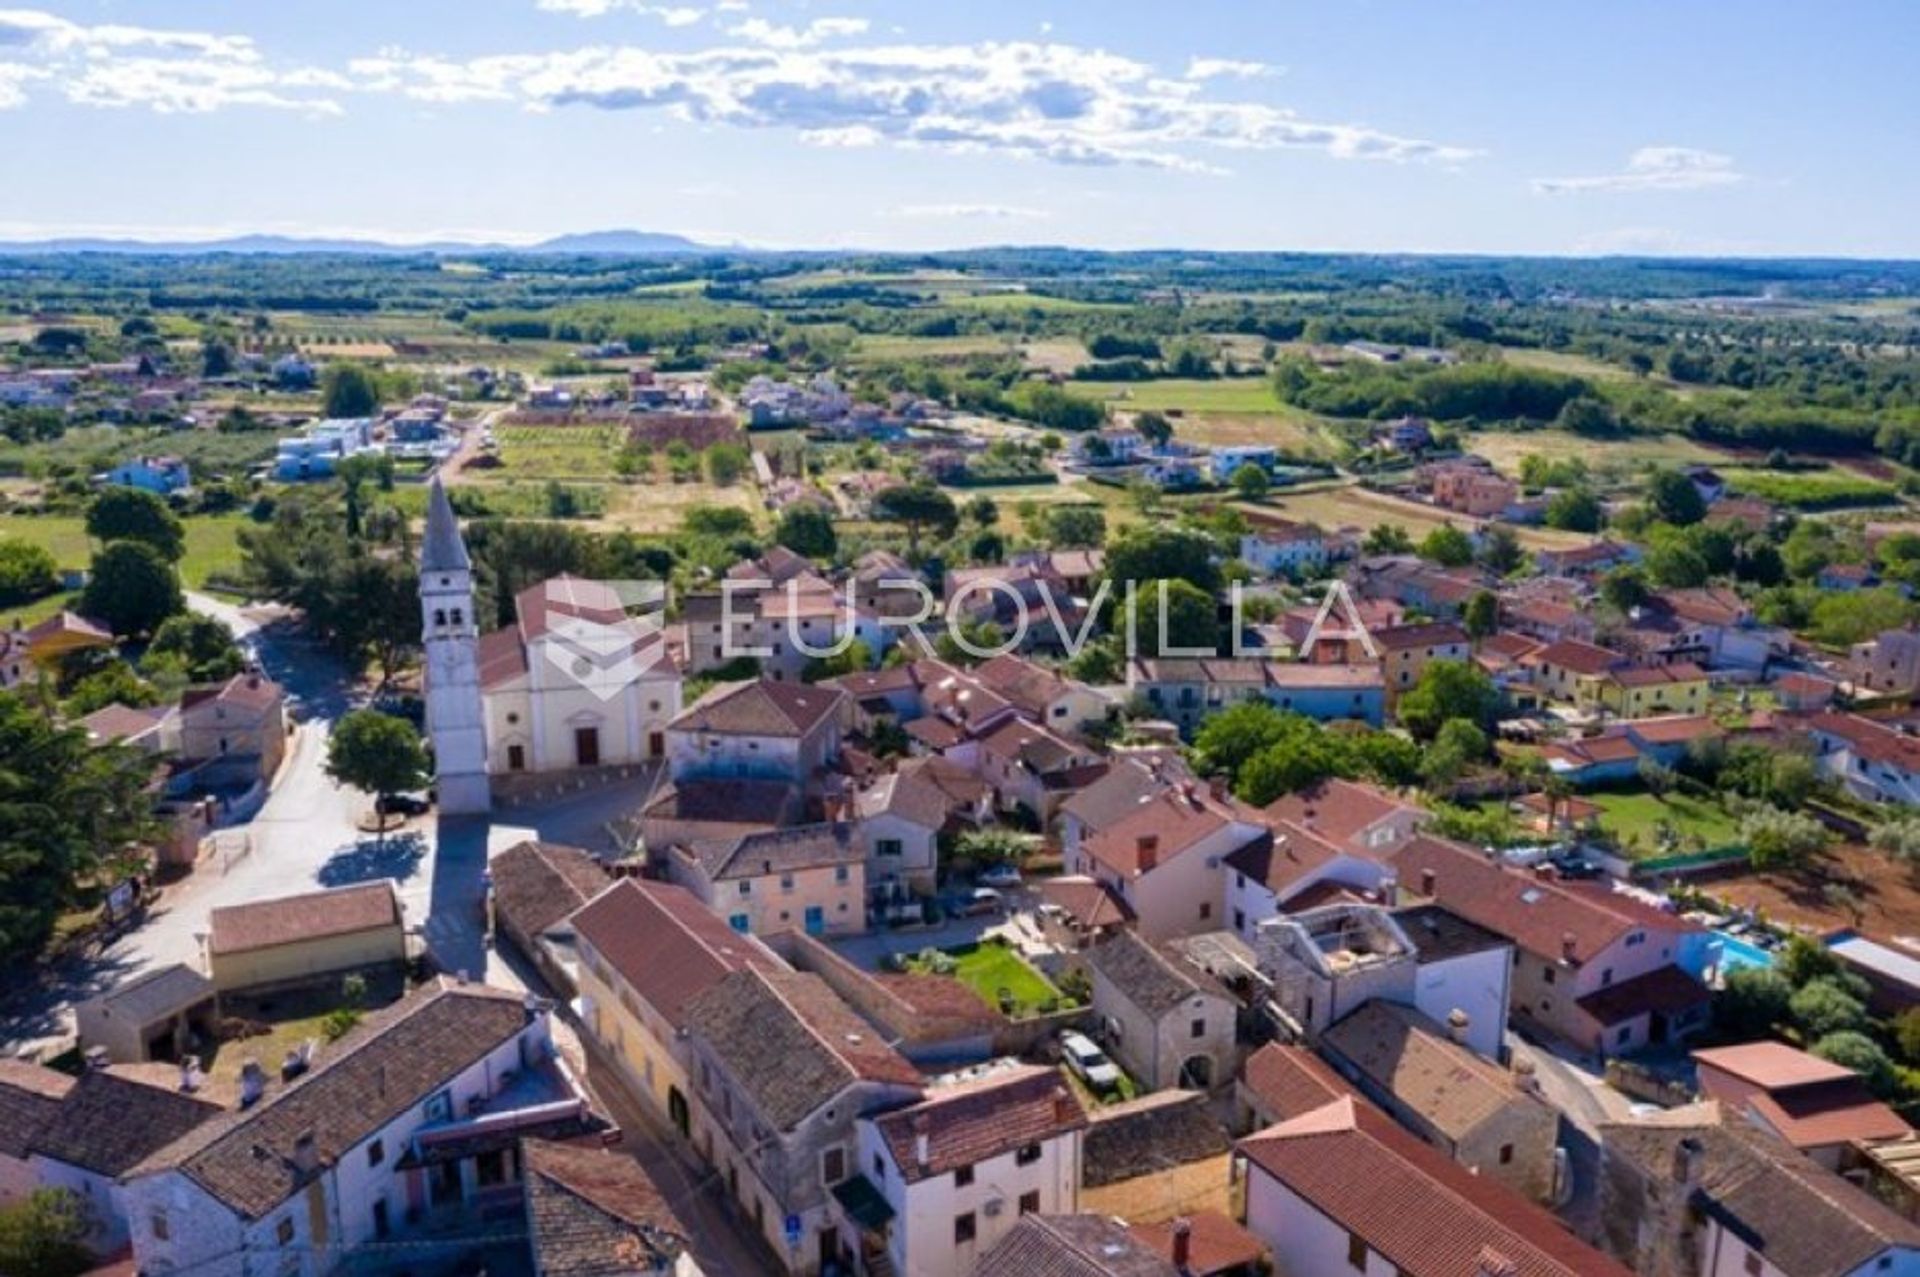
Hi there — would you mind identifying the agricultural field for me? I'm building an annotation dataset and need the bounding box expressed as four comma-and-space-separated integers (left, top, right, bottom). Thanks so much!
1458, 428, 1726, 481
851, 334, 1019, 362
1063, 377, 1344, 458
1721, 466, 1903, 510
491, 424, 627, 481
0, 511, 249, 619
1255, 482, 1595, 550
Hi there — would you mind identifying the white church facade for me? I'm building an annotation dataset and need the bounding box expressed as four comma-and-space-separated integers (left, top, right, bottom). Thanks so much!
420, 479, 682, 813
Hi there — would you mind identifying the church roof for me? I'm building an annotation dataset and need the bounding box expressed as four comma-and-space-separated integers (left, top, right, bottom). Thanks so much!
422, 476, 470, 573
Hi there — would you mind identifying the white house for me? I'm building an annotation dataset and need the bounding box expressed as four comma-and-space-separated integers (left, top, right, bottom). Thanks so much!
1208, 444, 1278, 484
1239, 522, 1330, 578
1068, 783, 1267, 942
846, 1065, 1087, 1277
121, 981, 593, 1277
667, 679, 845, 788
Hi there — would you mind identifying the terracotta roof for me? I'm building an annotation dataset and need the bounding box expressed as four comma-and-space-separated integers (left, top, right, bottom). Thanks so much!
1261, 778, 1425, 855
1239, 1096, 1631, 1277
1238, 1043, 1350, 1122
0, 1059, 76, 1158
1372, 621, 1470, 651
179, 673, 283, 716
1806, 712, 1920, 773
683, 968, 920, 1131
1040, 875, 1133, 930
1222, 817, 1346, 896
134, 982, 537, 1218
1600, 1120, 1920, 1277
1082, 1089, 1230, 1188
80, 702, 170, 744
570, 878, 780, 1029
854, 767, 951, 830
1082, 786, 1253, 878
1693, 1042, 1858, 1090
1478, 631, 1545, 663
1390, 836, 1696, 965
1323, 1002, 1537, 1141
1127, 1212, 1265, 1277
1622, 715, 1723, 745
31, 1066, 224, 1177
478, 625, 530, 689
489, 840, 609, 943
974, 1215, 1180, 1277
207, 880, 401, 956
1394, 904, 1512, 962
524, 1138, 689, 1277
875, 1064, 1086, 1184
671, 678, 844, 738
639, 777, 797, 832
1058, 754, 1187, 833
1604, 662, 1707, 689
1528, 638, 1623, 677
971, 653, 1076, 717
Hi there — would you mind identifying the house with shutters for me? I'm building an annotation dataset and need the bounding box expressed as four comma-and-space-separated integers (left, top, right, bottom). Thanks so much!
1066, 783, 1268, 941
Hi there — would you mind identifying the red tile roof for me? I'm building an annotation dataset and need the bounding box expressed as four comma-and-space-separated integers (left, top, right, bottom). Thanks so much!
1389, 836, 1695, 965
1528, 639, 1623, 677
570, 878, 781, 1028
672, 678, 844, 738
874, 1064, 1087, 1183
207, 880, 401, 956
1082, 787, 1244, 878
1261, 779, 1425, 854
1128, 1211, 1265, 1277
1239, 1096, 1631, 1277
1237, 1043, 1349, 1122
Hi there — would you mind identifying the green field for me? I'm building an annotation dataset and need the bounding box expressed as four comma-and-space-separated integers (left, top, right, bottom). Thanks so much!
1459, 428, 1725, 480
493, 425, 627, 480
1722, 466, 1901, 510
0, 511, 250, 620
1064, 376, 1293, 415
1588, 789, 1741, 855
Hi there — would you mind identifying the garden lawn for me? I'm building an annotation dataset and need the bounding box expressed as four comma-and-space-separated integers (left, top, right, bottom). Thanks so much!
1588, 789, 1742, 855
920, 939, 1062, 1018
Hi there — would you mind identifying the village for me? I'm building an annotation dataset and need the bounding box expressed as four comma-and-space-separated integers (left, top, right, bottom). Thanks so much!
2, 226, 1920, 1277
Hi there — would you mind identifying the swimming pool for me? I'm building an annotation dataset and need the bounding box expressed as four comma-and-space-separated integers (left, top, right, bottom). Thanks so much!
1717, 931, 1775, 973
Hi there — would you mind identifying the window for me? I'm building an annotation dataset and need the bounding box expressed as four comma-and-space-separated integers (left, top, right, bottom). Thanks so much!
1198, 901, 1212, 921
1190, 1018, 1207, 1039
1015, 1144, 1041, 1166
1542, 967, 1555, 985
955, 1213, 976, 1245
368, 1139, 384, 1168
728, 914, 749, 932
955, 1165, 974, 1188
1499, 1144, 1514, 1165
739, 881, 752, 896
780, 874, 795, 891
822, 1147, 846, 1185
877, 838, 903, 858
150, 1212, 170, 1242
1616, 1026, 1632, 1045
1602, 968, 1614, 987
477, 1148, 509, 1187
835, 865, 851, 884
1019, 1190, 1040, 1215
277, 1218, 295, 1246
424, 1089, 453, 1123
1347, 1232, 1367, 1270
873, 1153, 886, 1180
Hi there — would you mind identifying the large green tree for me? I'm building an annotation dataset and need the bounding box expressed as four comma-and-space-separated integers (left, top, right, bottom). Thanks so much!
1396, 659, 1499, 740
0, 539, 59, 607
321, 363, 380, 418
872, 483, 959, 558
0, 1189, 93, 1277
774, 505, 838, 559
0, 694, 158, 963
85, 488, 184, 561
1122, 578, 1219, 657
143, 612, 246, 683
326, 709, 430, 819
81, 541, 183, 637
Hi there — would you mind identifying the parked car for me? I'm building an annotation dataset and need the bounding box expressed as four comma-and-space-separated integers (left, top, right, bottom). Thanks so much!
958, 887, 1004, 916
1059, 1030, 1122, 1092
978, 865, 1023, 889
377, 792, 432, 817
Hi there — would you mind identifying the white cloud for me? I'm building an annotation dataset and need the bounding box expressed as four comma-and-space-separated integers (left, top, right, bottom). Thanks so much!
0, 7, 340, 113
890, 202, 1051, 220
1185, 56, 1268, 80
724, 17, 870, 48
535, 0, 706, 24
1533, 146, 1744, 195
358, 38, 1480, 172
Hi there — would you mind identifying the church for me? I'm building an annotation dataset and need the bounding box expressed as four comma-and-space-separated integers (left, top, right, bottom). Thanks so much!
420, 478, 683, 814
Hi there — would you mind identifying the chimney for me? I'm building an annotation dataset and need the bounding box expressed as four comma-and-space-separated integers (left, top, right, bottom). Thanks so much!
1419, 868, 1436, 897
1476, 1247, 1519, 1277
239, 1059, 267, 1107
1671, 1135, 1704, 1188
179, 1054, 203, 1094
913, 1113, 931, 1170
1560, 932, 1577, 963
84, 1045, 110, 1072
1171, 1217, 1193, 1272
291, 1131, 320, 1177
1446, 1009, 1470, 1045
1052, 1086, 1072, 1124
1511, 1056, 1540, 1096
1136, 835, 1160, 872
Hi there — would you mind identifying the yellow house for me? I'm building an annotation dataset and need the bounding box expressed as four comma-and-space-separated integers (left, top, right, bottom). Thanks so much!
1521, 638, 1626, 709
204, 880, 406, 993
570, 877, 780, 1137
1597, 662, 1710, 718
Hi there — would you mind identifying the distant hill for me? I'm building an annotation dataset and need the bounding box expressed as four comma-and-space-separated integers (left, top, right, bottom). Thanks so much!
0, 229, 719, 256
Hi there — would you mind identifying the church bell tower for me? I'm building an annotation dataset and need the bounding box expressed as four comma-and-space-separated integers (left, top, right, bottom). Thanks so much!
419, 476, 491, 815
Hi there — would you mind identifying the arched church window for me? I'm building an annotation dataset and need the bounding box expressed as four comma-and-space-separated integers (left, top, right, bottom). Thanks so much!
434, 610, 446, 627
450, 609, 463, 626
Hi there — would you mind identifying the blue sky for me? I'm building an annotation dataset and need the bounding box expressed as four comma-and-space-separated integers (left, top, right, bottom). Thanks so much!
1, 1, 1914, 255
